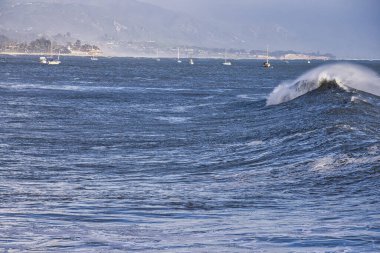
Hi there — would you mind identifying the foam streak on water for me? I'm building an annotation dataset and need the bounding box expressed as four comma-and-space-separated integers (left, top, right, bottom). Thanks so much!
0, 56, 379, 252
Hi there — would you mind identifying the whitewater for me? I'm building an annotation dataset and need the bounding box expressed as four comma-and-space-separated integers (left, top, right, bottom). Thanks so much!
267, 63, 380, 105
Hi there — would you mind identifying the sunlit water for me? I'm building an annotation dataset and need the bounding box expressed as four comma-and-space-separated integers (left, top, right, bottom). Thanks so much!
0, 56, 379, 252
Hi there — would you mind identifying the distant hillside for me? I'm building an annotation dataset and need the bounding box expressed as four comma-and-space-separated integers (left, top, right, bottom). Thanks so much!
0, 0, 344, 58
0, 0, 233, 48
0, 0, 299, 50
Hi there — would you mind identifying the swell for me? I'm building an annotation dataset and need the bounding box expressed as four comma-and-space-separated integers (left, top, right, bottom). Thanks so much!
266, 63, 380, 105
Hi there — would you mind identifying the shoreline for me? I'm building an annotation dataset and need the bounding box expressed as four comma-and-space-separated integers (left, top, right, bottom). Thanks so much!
0, 52, 376, 61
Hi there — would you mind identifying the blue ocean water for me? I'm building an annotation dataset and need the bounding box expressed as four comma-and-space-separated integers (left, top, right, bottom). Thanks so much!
0, 56, 379, 252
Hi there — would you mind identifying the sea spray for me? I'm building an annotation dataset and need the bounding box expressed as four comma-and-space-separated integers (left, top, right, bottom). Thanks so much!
266, 63, 380, 105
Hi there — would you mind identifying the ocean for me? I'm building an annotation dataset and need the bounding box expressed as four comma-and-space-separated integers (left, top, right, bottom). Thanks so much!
0, 56, 379, 252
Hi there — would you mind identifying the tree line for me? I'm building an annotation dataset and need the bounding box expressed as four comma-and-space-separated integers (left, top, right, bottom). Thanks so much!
0, 35, 100, 54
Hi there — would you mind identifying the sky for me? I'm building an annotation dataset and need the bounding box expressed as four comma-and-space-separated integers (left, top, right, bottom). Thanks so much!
139, 0, 380, 59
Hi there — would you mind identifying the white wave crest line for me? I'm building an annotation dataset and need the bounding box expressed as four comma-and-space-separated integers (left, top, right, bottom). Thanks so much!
266, 63, 380, 105
312, 154, 380, 171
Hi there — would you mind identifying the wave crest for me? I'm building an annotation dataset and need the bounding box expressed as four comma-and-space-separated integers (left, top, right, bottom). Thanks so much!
266, 63, 380, 105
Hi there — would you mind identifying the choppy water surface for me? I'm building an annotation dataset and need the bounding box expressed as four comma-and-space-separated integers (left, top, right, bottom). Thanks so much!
0, 56, 379, 252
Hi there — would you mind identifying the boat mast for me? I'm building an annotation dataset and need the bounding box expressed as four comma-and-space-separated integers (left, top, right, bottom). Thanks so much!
266, 45, 269, 64
155, 48, 161, 61
50, 41, 53, 57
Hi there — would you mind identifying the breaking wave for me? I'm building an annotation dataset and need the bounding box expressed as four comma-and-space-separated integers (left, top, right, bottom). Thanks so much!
266, 63, 380, 105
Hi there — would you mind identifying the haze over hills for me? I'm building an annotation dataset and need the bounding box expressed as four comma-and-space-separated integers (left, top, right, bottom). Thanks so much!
141, 0, 380, 59
0, 0, 379, 58
0, 0, 236, 50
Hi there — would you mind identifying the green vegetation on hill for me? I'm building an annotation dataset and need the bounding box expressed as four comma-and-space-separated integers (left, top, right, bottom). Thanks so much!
0, 35, 100, 54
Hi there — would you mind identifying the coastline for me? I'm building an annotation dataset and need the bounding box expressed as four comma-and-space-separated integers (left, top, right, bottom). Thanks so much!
1, 51, 375, 61
0, 51, 330, 60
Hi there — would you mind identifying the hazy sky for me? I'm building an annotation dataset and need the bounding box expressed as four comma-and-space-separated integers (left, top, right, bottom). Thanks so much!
140, 0, 380, 58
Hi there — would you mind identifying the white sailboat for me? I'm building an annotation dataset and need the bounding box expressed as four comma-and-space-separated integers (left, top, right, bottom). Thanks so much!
47, 53, 61, 65
223, 49, 232, 66
156, 48, 161, 62
39, 56, 48, 64
263, 45, 270, 68
189, 58, 194, 65
90, 46, 98, 61
177, 48, 182, 63
40, 44, 60, 65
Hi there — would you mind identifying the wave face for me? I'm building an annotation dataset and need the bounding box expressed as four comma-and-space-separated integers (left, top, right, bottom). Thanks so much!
267, 63, 380, 105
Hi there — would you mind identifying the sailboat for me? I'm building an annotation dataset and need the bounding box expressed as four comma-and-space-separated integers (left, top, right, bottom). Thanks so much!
47, 49, 61, 65
177, 48, 182, 63
48, 50, 61, 65
223, 49, 232, 66
189, 58, 194, 65
39, 56, 48, 64
156, 48, 161, 62
40, 43, 60, 65
90, 46, 98, 61
263, 45, 270, 68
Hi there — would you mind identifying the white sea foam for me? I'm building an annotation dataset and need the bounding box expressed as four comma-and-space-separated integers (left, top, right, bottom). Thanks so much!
312, 156, 336, 171
237, 94, 262, 101
0, 82, 125, 92
312, 154, 380, 171
246, 140, 264, 146
267, 63, 380, 105
156, 116, 190, 124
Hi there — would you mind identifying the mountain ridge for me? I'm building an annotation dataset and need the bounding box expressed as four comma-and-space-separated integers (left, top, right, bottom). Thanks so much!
0, 0, 236, 48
